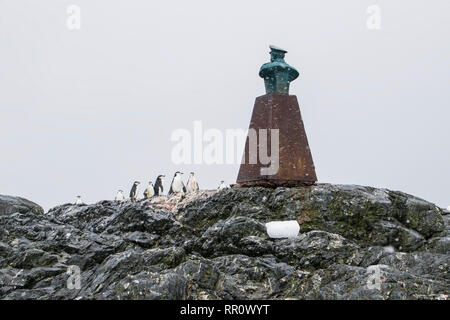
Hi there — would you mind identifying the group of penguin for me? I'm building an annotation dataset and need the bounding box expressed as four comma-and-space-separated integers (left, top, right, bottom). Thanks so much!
116, 171, 228, 202
74, 172, 228, 205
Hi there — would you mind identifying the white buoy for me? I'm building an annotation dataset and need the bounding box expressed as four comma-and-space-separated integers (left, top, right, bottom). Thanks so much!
446, 205, 450, 212
265, 221, 300, 238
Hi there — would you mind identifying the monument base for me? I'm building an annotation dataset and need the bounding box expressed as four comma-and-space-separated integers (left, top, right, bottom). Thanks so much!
236, 93, 317, 186
234, 179, 316, 188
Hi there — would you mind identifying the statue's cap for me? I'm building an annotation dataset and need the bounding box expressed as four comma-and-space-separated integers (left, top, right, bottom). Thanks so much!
269, 45, 287, 53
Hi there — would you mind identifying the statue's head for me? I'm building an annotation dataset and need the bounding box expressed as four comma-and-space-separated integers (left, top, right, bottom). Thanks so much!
269, 45, 287, 62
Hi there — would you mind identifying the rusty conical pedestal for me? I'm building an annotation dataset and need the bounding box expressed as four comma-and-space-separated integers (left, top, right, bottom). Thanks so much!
236, 46, 317, 187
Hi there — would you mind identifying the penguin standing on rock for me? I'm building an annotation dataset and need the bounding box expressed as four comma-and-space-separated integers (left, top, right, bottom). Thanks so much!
169, 171, 186, 196
129, 181, 140, 201
75, 195, 83, 205
115, 190, 125, 202
217, 181, 228, 190
143, 181, 154, 199
186, 172, 199, 193
153, 175, 165, 196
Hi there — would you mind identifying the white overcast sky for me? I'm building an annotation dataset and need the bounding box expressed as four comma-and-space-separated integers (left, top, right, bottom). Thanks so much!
0, 0, 449, 210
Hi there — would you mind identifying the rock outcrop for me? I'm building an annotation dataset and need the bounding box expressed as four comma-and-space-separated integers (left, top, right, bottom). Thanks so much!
0, 195, 43, 216
0, 184, 448, 300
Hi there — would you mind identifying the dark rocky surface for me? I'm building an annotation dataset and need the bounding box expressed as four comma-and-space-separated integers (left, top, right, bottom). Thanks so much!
0, 184, 448, 300
0, 195, 43, 216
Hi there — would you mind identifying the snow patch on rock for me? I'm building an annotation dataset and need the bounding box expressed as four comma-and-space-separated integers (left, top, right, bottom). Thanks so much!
266, 220, 300, 238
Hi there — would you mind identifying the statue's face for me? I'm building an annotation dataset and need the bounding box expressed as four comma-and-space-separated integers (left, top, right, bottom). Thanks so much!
270, 51, 285, 62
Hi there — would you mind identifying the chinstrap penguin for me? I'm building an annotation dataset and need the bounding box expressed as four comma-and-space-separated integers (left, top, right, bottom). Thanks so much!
218, 181, 228, 190
153, 175, 165, 196
169, 171, 186, 195
115, 190, 125, 201
186, 172, 199, 193
143, 181, 155, 199
129, 181, 140, 201
75, 195, 83, 205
